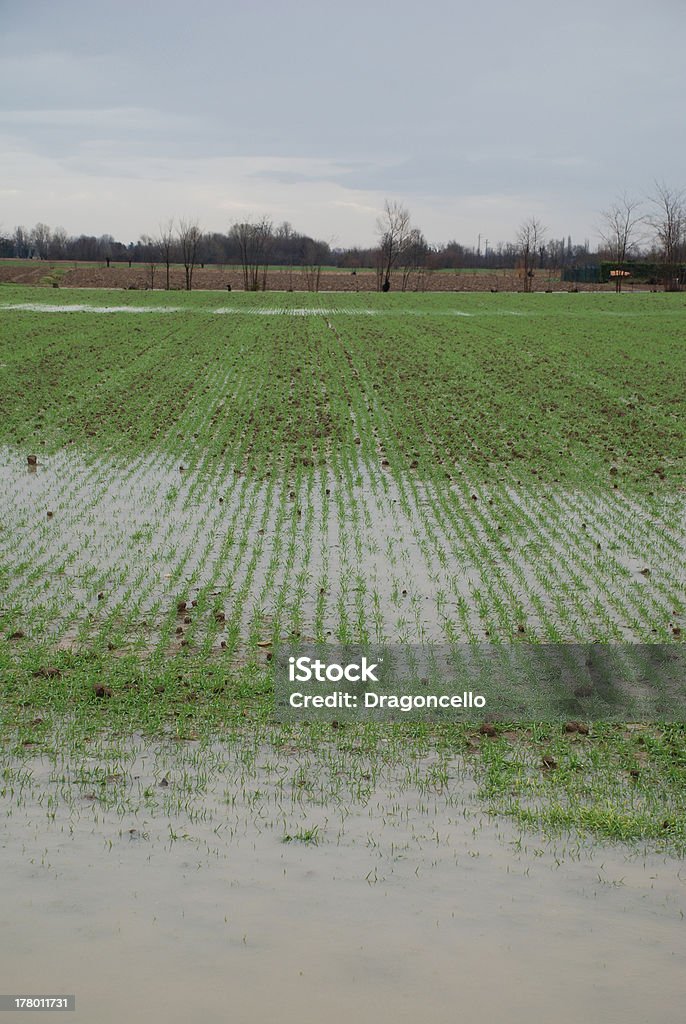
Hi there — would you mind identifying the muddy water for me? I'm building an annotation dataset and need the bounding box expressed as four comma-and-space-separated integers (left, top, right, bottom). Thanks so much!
0, 741, 684, 1023
1, 445, 685, 648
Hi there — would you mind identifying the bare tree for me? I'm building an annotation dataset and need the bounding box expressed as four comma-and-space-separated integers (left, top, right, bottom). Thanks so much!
159, 218, 176, 290
376, 200, 412, 291
140, 234, 161, 289
649, 182, 685, 291
516, 217, 546, 292
12, 226, 31, 258
400, 228, 428, 291
231, 218, 273, 291
273, 221, 295, 289
31, 223, 52, 260
99, 234, 114, 267
0, 226, 11, 258
48, 226, 68, 260
598, 195, 645, 292
303, 238, 329, 292
177, 218, 202, 291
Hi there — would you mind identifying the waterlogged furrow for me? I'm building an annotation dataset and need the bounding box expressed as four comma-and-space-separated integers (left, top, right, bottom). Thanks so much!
318, 318, 445, 642
0, 449, 160, 640
2, 462, 683, 647
1, 293, 684, 652
332, 317, 547, 640
546, 487, 684, 641
329, 314, 684, 642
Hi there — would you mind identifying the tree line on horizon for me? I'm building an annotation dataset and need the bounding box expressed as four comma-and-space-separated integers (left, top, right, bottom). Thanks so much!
1, 183, 683, 292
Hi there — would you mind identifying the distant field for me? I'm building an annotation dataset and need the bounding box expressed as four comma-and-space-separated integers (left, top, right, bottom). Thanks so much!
0, 257, 581, 291
0, 259, 516, 273
0, 258, 350, 272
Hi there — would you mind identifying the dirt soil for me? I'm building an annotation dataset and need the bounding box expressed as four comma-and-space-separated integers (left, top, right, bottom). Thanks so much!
0, 261, 613, 292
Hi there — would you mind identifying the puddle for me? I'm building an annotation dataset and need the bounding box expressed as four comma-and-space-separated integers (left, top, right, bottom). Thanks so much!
0, 304, 531, 320
0, 304, 379, 317
1, 446, 684, 649
212, 306, 378, 316
0, 303, 184, 314
0, 738, 683, 1023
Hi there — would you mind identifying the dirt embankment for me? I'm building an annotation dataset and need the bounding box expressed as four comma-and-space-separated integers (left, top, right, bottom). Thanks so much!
0, 261, 608, 292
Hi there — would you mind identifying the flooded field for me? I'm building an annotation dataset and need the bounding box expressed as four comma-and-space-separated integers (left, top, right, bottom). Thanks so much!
1, 287, 685, 982
1, 735, 684, 1023
1, 443, 684, 652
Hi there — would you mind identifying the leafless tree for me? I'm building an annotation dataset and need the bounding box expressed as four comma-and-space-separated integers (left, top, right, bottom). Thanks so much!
400, 228, 428, 291
99, 234, 114, 267
31, 223, 52, 260
48, 226, 68, 260
158, 218, 176, 290
516, 216, 546, 292
231, 218, 273, 291
648, 182, 685, 291
598, 195, 645, 292
376, 200, 412, 291
140, 234, 161, 289
13, 226, 31, 258
303, 238, 330, 292
177, 218, 202, 291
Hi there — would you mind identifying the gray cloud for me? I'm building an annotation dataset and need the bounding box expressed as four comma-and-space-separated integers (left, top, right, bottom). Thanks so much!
1, 0, 684, 246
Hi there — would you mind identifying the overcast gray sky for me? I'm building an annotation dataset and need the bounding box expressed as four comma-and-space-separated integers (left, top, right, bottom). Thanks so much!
1, 0, 684, 248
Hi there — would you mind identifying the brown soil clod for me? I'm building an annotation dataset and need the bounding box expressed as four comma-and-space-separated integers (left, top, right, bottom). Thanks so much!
176, 600, 187, 614
92, 683, 112, 698
33, 666, 61, 679
479, 722, 498, 737
564, 721, 589, 735
541, 756, 558, 770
